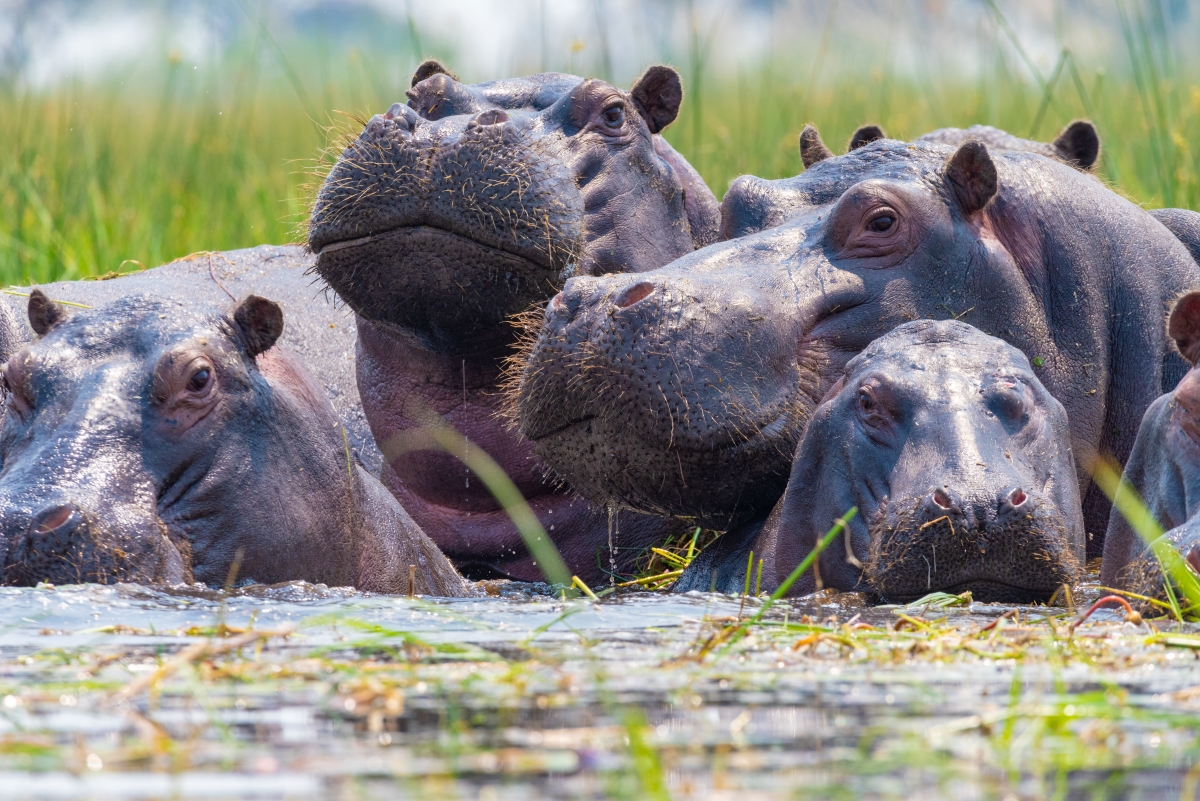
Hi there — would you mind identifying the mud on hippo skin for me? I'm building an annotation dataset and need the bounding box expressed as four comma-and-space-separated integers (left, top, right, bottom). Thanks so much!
514, 139, 1199, 556
309, 61, 719, 582
0, 291, 465, 594
675, 320, 1084, 603
1102, 292, 1200, 601
726, 120, 1101, 241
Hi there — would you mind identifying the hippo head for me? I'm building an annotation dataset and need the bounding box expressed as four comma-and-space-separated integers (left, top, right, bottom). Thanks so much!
1103, 292, 1200, 595
308, 60, 718, 353
725, 121, 1100, 240
764, 320, 1084, 602
0, 292, 287, 586
514, 136, 1123, 530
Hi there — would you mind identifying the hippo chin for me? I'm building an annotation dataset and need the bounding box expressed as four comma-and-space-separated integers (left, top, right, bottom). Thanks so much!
309, 61, 719, 582
514, 138, 1200, 554
1102, 293, 1200, 599
676, 321, 1084, 603
0, 291, 465, 594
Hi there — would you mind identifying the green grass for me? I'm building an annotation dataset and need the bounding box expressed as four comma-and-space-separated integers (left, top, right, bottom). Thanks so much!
1, 6, 1198, 286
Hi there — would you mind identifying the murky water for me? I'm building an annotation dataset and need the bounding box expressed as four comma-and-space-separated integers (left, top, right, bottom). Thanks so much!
1, 581, 1199, 800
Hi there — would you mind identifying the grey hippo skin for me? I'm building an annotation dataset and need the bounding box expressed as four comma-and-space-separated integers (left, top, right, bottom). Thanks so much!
514, 138, 1200, 560
844, 121, 1200, 271
676, 320, 1084, 602
308, 61, 720, 582
843, 120, 1101, 167
759, 120, 1102, 242
0, 246, 467, 595
1101, 292, 1200, 598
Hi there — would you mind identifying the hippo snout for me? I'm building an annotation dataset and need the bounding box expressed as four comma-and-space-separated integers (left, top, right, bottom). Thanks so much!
0, 496, 187, 587
867, 486, 1081, 603
3, 502, 93, 585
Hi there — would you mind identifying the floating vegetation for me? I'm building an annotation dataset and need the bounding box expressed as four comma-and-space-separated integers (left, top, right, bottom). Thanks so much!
0, 577, 1197, 799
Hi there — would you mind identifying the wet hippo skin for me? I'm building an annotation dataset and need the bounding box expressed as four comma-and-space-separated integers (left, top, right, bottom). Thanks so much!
1102, 292, 1200, 597
0, 247, 466, 594
309, 61, 721, 582
731, 120, 1103, 242
676, 320, 1085, 603
515, 138, 1200, 558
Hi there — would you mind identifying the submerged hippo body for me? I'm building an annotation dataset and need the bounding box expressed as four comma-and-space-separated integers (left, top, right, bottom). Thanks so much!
0, 248, 466, 594
676, 321, 1085, 602
515, 140, 1200, 556
309, 62, 719, 582
1102, 293, 1200, 596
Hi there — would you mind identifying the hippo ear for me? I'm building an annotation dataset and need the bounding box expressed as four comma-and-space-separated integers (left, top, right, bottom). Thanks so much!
411, 59, 457, 87
1169, 292, 1200, 366
848, 124, 886, 152
630, 65, 682, 134
1053, 120, 1100, 170
945, 141, 998, 215
800, 125, 834, 169
27, 289, 67, 336
233, 295, 284, 359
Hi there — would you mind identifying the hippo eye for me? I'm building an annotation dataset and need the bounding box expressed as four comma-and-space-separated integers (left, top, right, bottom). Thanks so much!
601, 103, 625, 129
187, 367, 212, 394
866, 212, 896, 233
858, 388, 876, 413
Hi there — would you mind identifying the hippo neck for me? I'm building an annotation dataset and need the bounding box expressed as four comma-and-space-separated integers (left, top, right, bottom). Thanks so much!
356, 317, 548, 505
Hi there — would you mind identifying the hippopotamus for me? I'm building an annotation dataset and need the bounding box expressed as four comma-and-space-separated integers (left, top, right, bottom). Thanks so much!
0, 247, 466, 594
751, 120, 1102, 242
308, 61, 720, 582
1102, 292, 1200, 595
840, 120, 1101, 169
513, 138, 1200, 558
675, 320, 1084, 602
773, 120, 1200, 269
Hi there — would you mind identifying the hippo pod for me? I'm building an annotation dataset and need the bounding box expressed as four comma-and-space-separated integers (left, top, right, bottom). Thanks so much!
1102, 293, 1200, 600
676, 320, 1084, 603
513, 137, 1200, 557
0, 248, 466, 595
308, 61, 721, 582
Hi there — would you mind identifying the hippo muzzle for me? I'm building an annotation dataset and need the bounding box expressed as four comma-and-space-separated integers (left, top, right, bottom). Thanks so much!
310, 105, 583, 352
0, 499, 186, 586
865, 485, 1080, 603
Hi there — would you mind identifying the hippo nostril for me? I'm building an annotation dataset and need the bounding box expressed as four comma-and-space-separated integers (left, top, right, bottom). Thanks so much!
30, 505, 85, 545
1009, 487, 1028, 507
33, 505, 77, 534
473, 109, 509, 126
614, 282, 655, 309
932, 488, 953, 510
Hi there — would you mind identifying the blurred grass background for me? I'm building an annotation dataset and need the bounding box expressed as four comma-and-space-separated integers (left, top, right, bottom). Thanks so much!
0, 1, 1197, 285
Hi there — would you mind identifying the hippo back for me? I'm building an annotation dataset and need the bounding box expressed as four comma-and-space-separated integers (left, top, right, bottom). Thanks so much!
1152, 208, 1200, 267
0, 245, 379, 474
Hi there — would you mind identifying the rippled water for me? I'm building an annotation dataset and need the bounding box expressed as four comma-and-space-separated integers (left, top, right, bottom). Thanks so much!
1, 581, 1199, 800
